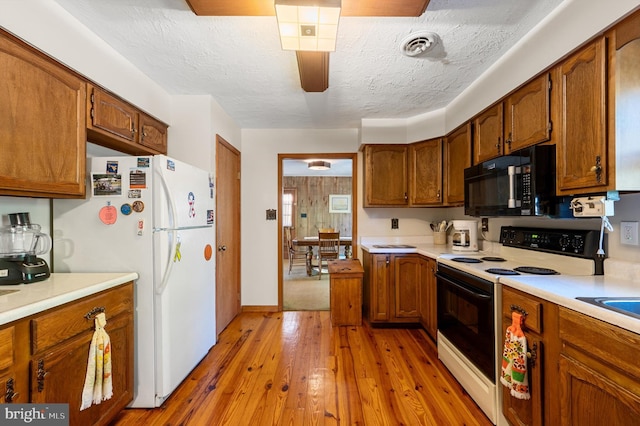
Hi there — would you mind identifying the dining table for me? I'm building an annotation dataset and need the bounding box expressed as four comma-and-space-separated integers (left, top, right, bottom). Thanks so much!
293, 236, 353, 276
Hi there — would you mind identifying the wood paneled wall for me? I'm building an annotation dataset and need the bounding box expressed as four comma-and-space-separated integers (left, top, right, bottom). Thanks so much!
283, 176, 352, 239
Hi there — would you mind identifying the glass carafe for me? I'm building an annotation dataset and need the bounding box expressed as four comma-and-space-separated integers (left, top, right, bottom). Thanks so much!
0, 213, 51, 259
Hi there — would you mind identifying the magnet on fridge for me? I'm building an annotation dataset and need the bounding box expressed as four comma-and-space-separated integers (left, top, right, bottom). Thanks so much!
188, 192, 196, 218
132, 200, 145, 213
137, 219, 145, 236
99, 202, 117, 225
106, 161, 118, 174
120, 203, 132, 215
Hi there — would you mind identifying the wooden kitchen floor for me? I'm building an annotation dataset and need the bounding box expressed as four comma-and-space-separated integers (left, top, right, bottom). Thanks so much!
110, 311, 492, 425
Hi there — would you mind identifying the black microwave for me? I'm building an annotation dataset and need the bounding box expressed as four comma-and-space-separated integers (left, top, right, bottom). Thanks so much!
464, 145, 556, 217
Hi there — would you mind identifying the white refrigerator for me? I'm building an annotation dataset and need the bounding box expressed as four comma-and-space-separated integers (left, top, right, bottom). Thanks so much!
53, 155, 216, 407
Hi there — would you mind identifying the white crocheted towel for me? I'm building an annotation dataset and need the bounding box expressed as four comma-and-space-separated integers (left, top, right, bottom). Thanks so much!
80, 312, 113, 411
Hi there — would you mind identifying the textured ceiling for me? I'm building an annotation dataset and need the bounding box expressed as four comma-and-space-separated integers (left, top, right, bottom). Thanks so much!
53, 0, 563, 129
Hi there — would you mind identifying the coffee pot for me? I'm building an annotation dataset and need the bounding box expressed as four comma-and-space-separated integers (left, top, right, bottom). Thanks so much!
451, 220, 479, 252
0, 212, 51, 284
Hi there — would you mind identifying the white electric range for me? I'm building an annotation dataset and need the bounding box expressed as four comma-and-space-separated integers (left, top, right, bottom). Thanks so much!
435, 226, 604, 425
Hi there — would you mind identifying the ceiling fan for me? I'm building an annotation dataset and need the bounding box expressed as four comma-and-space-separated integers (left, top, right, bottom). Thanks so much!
184, 0, 431, 92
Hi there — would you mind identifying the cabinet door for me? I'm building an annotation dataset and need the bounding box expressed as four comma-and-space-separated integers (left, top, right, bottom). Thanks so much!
31, 313, 134, 426
444, 123, 472, 205
409, 138, 443, 205
502, 334, 544, 426
505, 73, 551, 153
139, 112, 168, 154
556, 37, 608, 193
88, 85, 138, 143
393, 255, 420, 318
364, 145, 409, 206
419, 257, 437, 339
369, 254, 391, 321
0, 30, 86, 197
473, 103, 503, 163
559, 355, 640, 425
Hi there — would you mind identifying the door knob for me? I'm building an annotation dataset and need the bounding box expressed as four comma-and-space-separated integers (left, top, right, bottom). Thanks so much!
218, 245, 227, 252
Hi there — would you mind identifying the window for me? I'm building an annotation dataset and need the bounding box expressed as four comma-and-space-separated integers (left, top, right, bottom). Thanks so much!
282, 192, 293, 227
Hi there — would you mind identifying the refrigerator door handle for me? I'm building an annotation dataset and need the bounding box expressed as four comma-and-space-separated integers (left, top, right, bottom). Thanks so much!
155, 166, 179, 295
156, 229, 177, 295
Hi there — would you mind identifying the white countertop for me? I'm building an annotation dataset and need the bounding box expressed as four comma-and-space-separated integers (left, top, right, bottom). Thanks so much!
361, 236, 452, 258
499, 273, 640, 334
360, 236, 640, 334
0, 272, 138, 326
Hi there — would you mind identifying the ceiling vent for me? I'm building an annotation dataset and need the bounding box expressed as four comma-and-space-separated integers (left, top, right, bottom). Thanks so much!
400, 31, 439, 57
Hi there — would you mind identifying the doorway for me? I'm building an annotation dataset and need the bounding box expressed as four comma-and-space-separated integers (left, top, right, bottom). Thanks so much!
216, 135, 241, 336
278, 153, 358, 311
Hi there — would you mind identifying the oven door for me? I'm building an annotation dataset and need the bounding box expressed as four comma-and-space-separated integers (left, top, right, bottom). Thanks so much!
436, 266, 495, 381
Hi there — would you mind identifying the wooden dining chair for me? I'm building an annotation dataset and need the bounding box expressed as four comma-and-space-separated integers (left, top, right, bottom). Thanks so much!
285, 227, 307, 274
317, 231, 340, 280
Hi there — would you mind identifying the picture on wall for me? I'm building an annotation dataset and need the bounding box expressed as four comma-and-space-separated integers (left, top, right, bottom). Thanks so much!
329, 194, 351, 213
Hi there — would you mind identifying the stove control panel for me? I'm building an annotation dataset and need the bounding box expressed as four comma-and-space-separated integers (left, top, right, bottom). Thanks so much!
500, 226, 603, 258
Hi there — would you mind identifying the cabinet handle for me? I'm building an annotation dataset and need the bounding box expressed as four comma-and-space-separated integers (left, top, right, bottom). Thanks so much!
37, 359, 48, 393
495, 137, 501, 153
436, 190, 441, 200
404, 192, 408, 202
526, 342, 538, 367
84, 306, 106, 320
506, 132, 512, 150
589, 156, 602, 183
5, 378, 18, 403
218, 245, 227, 252
386, 256, 390, 265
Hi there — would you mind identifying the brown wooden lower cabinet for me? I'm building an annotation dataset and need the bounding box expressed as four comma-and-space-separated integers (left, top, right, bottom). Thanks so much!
419, 256, 437, 340
362, 252, 420, 324
558, 307, 640, 425
0, 282, 134, 426
501, 286, 560, 426
501, 287, 640, 426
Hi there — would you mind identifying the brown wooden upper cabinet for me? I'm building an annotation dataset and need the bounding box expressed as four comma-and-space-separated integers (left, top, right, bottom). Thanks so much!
87, 85, 168, 155
409, 138, 443, 206
363, 144, 409, 206
555, 37, 608, 195
444, 123, 472, 206
0, 30, 86, 198
505, 73, 552, 154
473, 103, 504, 164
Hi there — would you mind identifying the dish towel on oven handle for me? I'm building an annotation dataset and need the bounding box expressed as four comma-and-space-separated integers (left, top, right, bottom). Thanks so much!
500, 311, 531, 400
80, 312, 113, 411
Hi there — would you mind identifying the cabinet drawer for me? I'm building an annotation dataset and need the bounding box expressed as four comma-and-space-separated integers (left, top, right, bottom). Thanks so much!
502, 286, 543, 334
0, 326, 15, 371
31, 283, 133, 354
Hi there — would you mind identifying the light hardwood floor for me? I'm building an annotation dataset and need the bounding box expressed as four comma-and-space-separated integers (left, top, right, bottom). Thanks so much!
110, 311, 492, 425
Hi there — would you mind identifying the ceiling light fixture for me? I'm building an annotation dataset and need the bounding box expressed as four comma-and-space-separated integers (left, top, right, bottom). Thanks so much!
308, 160, 331, 170
275, 0, 341, 52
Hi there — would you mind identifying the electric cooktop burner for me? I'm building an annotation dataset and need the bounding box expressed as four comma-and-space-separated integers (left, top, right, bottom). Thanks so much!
485, 268, 520, 275
481, 256, 506, 262
513, 266, 559, 275
451, 257, 482, 263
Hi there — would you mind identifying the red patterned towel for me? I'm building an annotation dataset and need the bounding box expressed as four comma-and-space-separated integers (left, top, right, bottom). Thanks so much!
500, 312, 530, 400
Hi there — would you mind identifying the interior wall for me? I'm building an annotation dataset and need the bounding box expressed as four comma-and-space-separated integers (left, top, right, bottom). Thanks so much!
283, 176, 352, 239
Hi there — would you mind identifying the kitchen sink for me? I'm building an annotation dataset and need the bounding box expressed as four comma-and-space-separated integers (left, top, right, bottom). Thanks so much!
576, 297, 640, 320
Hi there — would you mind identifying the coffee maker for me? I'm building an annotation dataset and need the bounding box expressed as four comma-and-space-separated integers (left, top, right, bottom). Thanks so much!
451, 220, 479, 252
0, 212, 51, 284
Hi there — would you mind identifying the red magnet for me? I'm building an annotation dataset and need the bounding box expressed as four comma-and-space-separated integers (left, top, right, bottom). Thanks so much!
99, 203, 117, 225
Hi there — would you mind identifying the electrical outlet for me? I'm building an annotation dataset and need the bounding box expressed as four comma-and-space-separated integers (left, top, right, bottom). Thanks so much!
620, 221, 639, 246
481, 218, 489, 232
391, 218, 399, 229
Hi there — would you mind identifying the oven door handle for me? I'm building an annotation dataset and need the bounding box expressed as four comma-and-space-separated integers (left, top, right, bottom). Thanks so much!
437, 274, 492, 300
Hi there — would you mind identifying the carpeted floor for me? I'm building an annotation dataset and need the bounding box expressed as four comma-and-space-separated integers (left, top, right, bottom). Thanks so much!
283, 260, 329, 311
